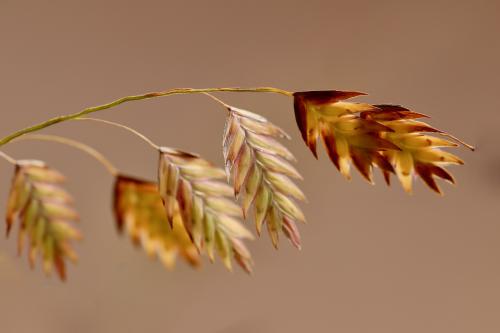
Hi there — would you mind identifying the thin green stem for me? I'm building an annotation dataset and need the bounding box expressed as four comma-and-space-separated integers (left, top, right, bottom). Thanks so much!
13, 134, 119, 176
0, 87, 293, 147
0, 151, 17, 165
76, 117, 160, 150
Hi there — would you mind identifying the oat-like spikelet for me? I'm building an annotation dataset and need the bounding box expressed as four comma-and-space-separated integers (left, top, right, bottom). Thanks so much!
293, 90, 469, 193
113, 175, 201, 269
158, 147, 253, 272
223, 106, 305, 249
6, 160, 81, 281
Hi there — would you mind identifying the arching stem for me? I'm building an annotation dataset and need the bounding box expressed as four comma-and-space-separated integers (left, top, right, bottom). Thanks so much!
13, 134, 119, 176
0, 87, 293, 147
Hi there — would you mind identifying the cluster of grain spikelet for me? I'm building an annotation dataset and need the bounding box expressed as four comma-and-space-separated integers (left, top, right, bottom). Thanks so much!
5, 149, 255, 279
113, 175, 201, 269
157, 147, 254, 272
293, 90, 470, 194
6, 160, 81, 281
223, 106, 305, 249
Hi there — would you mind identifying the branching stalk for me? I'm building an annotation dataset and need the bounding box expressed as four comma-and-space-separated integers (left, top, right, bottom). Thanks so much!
0, 87, 292, 147
202, 92, 231, 109
76, 118, 160, 150
0, 151, 17, 165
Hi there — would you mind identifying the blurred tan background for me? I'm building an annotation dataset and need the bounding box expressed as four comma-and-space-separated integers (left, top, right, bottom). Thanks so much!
0, 0, 499, 332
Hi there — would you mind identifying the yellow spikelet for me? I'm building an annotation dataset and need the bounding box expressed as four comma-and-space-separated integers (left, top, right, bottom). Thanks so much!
293, 91, 471, 194
361, 105, 465, 194
6, 160, 81, 281
223, 106, 305, 249
158, 147, 254, 272
113, 175, 201, 269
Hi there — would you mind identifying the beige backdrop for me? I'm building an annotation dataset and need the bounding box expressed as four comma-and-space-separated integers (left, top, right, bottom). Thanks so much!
0, 1, 499, 332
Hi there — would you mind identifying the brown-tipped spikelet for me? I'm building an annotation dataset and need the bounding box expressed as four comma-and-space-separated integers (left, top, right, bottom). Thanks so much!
6, 160, 81, 280
293, 91, 468, 194
113, 175, 201, 269
361, 105, 464, 194
223, 106, 305, 249
158, 147, 253, 272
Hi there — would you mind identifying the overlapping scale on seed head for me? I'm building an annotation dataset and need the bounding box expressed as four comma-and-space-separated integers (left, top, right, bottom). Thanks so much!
223, 106, 305, 249
361, 105, 465, 194
6, 160, 81, 281
293, 90, 470, 194
294, 90, 398, 183
113, 175, 201, 269
158, 147, 253, 272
